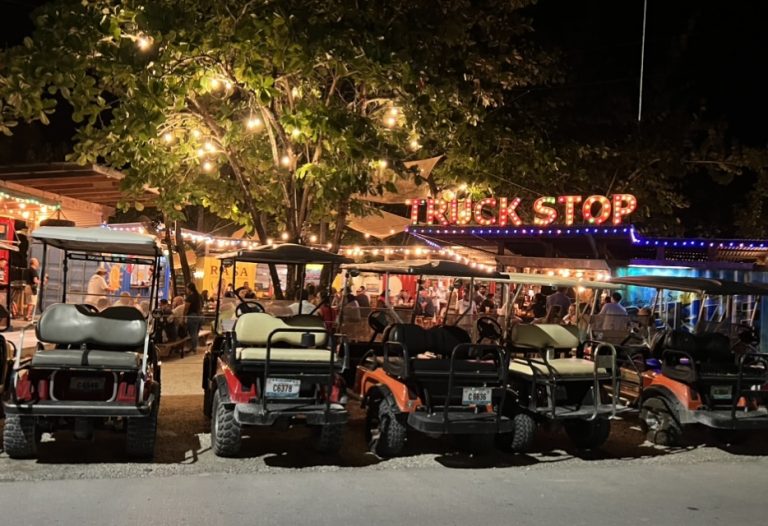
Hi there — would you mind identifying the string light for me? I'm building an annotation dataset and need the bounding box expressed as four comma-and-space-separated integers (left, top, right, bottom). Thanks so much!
203, 141, 216, 152
191, 129, 202, 139
162, 132, 174, 144
280, 154, 292, 167
201, 161, 215, 172
409, 138, 421, 151
281, 232, 290, 241
246, 116, 263, 130
309, 234, 318, 243
291, 128, 301, 138
136, 35, 153, 51
379, 159, 388, 169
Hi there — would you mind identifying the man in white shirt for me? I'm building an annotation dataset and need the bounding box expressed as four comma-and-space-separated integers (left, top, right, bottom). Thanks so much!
289, 291, 318, 315
86, 266, 115, 306
600, 292, 628, 316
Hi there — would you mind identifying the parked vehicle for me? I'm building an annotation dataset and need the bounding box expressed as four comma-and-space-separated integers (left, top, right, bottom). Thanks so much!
202, 244, 350, 457
346, 260, 512, 457
497, 273, 628, 451
1, 227, 163, 458
609, 276, 768, 446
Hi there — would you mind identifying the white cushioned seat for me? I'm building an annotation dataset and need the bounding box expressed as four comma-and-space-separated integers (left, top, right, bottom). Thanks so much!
510, 324, 580, 350
31, 349, 140, 369
509, 358, 606, 378
234, 312, 329, 362
237, 347, 332, 362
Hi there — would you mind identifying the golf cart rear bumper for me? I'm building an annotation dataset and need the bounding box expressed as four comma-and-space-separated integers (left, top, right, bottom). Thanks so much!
234, 402, 348, 426
407, 410, 512, 435
691, 408, 768, 430
529, 403, 632, 421
3, 396, 157, 418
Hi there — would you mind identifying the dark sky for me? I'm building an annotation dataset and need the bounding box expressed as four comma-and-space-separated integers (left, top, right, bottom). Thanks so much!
2, 0, 766, 233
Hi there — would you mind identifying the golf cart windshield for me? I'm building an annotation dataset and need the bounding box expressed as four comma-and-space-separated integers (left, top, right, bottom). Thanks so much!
31, 226, 164, 316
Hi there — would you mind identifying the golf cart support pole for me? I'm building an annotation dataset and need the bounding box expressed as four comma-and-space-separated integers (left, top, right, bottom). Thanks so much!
138, 255, 160, 403
442, 343, 508, 434
61, 251, 68, 303
213, 258, 225, 332
36, 241, 48, 315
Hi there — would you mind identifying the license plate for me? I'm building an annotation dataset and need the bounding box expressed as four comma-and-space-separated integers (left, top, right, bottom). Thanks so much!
462, 387, 493, 406
265, 378, 301, 398
69, 377, 106, 393
711, 385, 733, 400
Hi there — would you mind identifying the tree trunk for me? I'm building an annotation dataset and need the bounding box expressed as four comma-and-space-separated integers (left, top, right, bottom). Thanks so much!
174, 221, 192, 285
319, 198, 349, 290
163, 214, 178, 297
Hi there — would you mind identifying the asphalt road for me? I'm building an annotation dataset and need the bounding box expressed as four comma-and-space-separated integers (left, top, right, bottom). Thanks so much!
1, 354, 767, 524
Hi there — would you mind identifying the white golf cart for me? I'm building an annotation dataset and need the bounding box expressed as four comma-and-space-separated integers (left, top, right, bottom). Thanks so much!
2, 227, 163, 459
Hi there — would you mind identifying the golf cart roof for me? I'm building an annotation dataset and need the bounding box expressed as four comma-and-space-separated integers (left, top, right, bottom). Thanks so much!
611, 276, 768, 296
343, 259, 505, 279
220, 243, 350, 265
32, 226, 163, 257
501, 272, 621, 290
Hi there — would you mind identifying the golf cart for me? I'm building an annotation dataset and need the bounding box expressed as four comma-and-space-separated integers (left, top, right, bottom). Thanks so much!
202, 244, 350, 457
347, 260, 512, 457
494, 273, 627, 451
610, 275, 768, 446
2, 227, 163, 459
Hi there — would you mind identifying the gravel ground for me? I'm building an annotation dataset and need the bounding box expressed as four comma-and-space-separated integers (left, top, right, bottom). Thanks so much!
2, 353, 768, 482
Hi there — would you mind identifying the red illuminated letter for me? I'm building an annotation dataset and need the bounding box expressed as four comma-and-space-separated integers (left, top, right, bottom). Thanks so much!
533, 196, 558, 226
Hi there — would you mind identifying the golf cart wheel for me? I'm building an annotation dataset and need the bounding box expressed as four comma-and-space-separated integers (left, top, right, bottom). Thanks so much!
211, 390, 241, 457
496, 412, 537, 453
366, 397, 406, 458
315, 423, 345, 454
640, 397, 682, 447
564, 418, 611, 450
3, 414, 38, 459
126, 399, 159, 459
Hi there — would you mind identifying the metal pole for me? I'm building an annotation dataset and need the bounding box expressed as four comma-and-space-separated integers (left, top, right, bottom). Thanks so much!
637, 0, 648, 122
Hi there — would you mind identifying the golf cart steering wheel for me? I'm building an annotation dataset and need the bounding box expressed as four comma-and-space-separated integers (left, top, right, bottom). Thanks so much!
235, 300, 265, 317
476, 316, 503, 342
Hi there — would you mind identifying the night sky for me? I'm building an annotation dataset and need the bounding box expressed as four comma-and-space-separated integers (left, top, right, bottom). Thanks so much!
2, 0, 765, 233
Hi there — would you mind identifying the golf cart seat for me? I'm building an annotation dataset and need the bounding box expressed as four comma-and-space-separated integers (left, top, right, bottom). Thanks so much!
509, 357, 606, 378
31, 303, 146, 370
234, 312, 330, 362
507, 324, 605, 379
509, 324, 579, 353
382, 323, 500, 378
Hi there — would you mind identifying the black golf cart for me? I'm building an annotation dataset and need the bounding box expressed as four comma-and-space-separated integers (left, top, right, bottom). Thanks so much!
202, 244, 351, 457
1, 226, 163, 458
496, 272, 626, 451
346, 260, 512, 457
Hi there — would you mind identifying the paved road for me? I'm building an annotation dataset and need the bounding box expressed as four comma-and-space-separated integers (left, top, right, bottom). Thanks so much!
1, 354, 768, 524
1, 461, 766, 526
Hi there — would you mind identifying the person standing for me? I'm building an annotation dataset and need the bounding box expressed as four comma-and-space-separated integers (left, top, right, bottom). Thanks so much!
24, 257, 40, 320
184, 282, 202, 356
86, 265, 114, 307
546, 287, 572, 318
355, 286, 371, 308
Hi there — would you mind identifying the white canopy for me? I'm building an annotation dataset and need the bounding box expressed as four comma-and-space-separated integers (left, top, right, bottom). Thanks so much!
32, 226, 163, 256
501, 272, 620, 290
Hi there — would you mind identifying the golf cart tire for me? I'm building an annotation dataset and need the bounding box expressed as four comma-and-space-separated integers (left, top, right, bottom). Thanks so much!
564, 418, 611, 450
3, 414, 38, 459
315, 423, 345, 454
212, 390, 241, 457
640, 396, 682, 447
497, 412, 536, 453
126, 400, 159, 459
368, 397, 406, 458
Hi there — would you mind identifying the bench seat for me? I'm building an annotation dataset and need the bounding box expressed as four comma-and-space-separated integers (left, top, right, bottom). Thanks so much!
237, 347, 332, 362
509, 357, 606, 378
31, 349, 140, 369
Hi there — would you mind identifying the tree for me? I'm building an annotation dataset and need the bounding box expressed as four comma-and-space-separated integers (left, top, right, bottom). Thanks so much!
1, 0, 562, 293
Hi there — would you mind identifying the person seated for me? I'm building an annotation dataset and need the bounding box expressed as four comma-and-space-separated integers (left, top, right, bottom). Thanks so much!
113, 291, 134, 307
415, 291, 436, 318
479, 293, 496, 314
289, 290, 317, 315
600, 292, 628, 316
396, 289, 411, 306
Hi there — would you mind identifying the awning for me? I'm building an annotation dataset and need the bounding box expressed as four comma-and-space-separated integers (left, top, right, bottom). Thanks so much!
347, 210, 411, 239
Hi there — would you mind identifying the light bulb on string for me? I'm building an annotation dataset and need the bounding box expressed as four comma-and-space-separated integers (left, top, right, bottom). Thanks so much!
136, 34, 153, 51
280, 155, 292, 167
281, 232, 290, 241
162, 132, 174, 144
203, 141, 216, 152
191, 129, 202, 139
291, 128, 301, 138
309, 234, 318, 243
202, 161, 215, 172
246, 117, 262, 130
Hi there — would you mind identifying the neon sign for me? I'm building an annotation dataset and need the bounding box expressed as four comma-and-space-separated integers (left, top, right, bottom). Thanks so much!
407, 193, 637, 226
